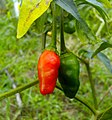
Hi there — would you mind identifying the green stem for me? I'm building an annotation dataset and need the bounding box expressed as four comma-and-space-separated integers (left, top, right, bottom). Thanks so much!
75, 95, 97, 115
86, 63, 98, 109
50, 2, 57, 49
42, 32, 47, 51
0, 80, 39, 101
60, 9, 67, 54
0, 79, 98, 116
56, 85, 97, 115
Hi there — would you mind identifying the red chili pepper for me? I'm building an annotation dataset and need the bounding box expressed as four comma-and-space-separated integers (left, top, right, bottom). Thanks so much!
38, 50, 60, 95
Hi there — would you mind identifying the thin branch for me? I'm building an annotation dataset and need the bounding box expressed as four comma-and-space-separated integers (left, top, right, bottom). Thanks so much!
0, 80, 39, 101
93, 8, 105, 37
85, 63, 98, 109
56, 85, 97, 115
41, 32, 47, 51
5, 69, 22, 108
0, 79, 97, 116
75, 95, 97, 115
50, 2, 57, 49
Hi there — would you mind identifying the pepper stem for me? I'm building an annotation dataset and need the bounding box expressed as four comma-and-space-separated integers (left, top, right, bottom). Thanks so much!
56, 86, 98, 116
50, 2, 57, 49
60, 8, 67, 54
42, 32, 47, 51
75, 95, 97, 115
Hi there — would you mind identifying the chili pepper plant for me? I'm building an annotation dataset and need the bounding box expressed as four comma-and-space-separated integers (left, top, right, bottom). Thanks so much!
0, 0, 112, 119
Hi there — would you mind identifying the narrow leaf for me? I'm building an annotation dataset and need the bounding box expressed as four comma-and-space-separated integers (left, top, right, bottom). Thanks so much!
97, 52, 112, 73
92, 42, 112, 58
98, 0, 112, 8
55, 0, 96, 41
17, 0, 52, 38
86, 0, 108, 17
86, 0, 108, 29
76, 0, 109, 31
55, 0, 81, 21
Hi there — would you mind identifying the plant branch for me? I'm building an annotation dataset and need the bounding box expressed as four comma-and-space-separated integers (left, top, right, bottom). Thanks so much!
50, 2, 57, 49
56, 85, 97, 115
42, 32, 47, 51
75, 95, 97, 115
85, 62, 98, 109
0, 80, 39, 101
0, 78, 98, 116
5, 69, 22, 108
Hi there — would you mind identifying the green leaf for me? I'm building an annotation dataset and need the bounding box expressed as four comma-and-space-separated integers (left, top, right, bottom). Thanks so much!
98, 0, 112, 8
17, 0, 52, 38
97, 52, 112, 73
85, 0, 108, 26
55, 0, 96, 41
55, 0, 81, 21
77, 0, 108, 30
97, 106, 112, 120
92, 42, 112, 58
86, 0, 108, 16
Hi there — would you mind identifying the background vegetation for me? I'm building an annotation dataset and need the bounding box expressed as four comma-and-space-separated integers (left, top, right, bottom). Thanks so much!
0, 0, 112, 119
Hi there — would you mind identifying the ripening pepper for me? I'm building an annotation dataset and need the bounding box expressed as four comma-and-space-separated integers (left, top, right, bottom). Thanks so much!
58, 51, 80, 98
38, 50, 60, 95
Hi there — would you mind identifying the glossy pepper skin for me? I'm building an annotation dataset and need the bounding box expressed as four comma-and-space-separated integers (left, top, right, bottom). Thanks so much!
38, 50, 60, 95
58, 52, 80, 98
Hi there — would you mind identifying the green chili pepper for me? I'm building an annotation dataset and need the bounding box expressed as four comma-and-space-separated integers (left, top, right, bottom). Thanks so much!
58, 51, 80, 98
58, 9, 80, 98
64, 20, 75, 34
